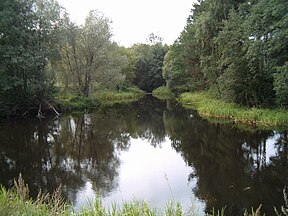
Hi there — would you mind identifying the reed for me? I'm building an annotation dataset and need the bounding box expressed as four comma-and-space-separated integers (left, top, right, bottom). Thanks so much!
179, 92, 288, 127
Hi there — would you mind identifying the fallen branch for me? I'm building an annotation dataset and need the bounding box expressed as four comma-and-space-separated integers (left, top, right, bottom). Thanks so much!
36, 104, 44, 118
44, 100, 60, 116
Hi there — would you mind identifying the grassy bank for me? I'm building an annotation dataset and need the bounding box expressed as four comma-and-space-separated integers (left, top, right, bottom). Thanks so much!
55, 87, 145, 111
55, 94, 97, 111
152, 86, 173, 100
93, 87, 145, 104
2, 175, 283, 216
179, 92, 288, 127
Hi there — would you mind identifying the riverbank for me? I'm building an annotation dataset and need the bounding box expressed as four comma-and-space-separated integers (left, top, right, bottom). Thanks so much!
152, 86, 173, 100
55, 87, 145, 111
93, 87, 145, 104
179, 92, 288, 127
0, 175, 279, 216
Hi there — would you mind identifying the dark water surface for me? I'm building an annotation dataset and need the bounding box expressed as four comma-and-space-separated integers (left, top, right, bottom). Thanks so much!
0, 95, 287, 215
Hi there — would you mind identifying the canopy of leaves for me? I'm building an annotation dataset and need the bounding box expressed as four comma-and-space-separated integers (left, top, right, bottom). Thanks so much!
132, 43, 168, 92
58, 10, 128, 97
163, 0, 288, 108
0, 0, 63, 116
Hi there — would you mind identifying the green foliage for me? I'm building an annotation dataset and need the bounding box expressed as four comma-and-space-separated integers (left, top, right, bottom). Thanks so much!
207, 207, 226, 216
55, 94, 97, 111
214, 9, 249, 104
93, 87, 145, 104
152, 86, 173, 100
163, 0, 288, 109
0, 175, 185, 216
179, 92, 288, 127
163, 25, 205, 95
0, 175, 67, 216
58, 11, 128, 97
2, 174, 286, 216
117, 47, 137, 87
132, 43, 168, 92
1, 0, 287, 117
273, 65, 288, 107
0, 0, 63, 116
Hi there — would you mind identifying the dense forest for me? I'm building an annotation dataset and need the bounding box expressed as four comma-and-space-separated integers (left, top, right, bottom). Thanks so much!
164, 0, 288, 108
0, 0, 287, 117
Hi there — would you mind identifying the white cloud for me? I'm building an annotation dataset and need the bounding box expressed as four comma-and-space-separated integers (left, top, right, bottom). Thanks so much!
58, 0, 195, 47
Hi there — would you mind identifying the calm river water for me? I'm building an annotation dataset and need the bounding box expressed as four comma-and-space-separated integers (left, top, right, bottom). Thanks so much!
0, 95, 287, 215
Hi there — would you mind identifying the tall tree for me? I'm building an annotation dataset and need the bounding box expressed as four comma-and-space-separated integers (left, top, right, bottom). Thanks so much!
214, 8, 250, 104
133, 43, 168, 92
59, 10, 127, 96
163, 0, 287, 108
0, 0, 63, 116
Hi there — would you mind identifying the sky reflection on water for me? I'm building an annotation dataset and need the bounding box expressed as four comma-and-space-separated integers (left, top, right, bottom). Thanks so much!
0, 95, 287, 215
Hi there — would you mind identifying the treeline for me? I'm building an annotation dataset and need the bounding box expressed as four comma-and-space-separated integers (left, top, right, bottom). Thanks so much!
163, 0, 288, 108
0, 0, 167, 117
1, 0, 287, 117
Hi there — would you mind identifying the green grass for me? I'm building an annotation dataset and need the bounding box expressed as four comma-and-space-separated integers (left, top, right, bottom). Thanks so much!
0, 175, 188, 216
152, 86, 173, 100
179, 92, 288, 127
93, 87, 145, 104
0, 174, 67, 216
1, 174, 278, 216
55, 87, 145, 111
55, 94, 97, 111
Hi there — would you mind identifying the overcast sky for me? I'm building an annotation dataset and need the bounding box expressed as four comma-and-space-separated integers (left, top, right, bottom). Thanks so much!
57, 0, 195, 47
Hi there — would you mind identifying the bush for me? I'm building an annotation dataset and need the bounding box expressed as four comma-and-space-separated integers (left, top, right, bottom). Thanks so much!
152, 86, 173, 100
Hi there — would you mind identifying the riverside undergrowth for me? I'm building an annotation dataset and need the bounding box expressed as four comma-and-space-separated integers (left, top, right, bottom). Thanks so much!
55, 87, 145, 111
93, 87, 145, 104
179, 92, 288, 128
152, 86, 173, 100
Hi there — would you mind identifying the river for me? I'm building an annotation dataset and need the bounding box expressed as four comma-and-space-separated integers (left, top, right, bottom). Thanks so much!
0, 95, 287, 215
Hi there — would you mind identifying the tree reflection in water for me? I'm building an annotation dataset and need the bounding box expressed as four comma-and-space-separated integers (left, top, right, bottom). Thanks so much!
164, 104, 288, 215
0, 95, 287, 215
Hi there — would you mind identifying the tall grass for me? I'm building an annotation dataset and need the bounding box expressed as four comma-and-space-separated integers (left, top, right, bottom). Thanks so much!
1, 174, 284, 216
179, 92, 288, 127
275, 187, 288, 216
0, 174, 67, 216
55, 87, 145, 111
93, 87, 145, 104
0, 175, 191, 216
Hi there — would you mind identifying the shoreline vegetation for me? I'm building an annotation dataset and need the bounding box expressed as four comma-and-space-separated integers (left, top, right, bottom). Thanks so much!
55, 87, 145, 112
94, 87, 145, 104
1, 0, 287, 121
179, 92, 288, 128
1, 175, 287, 216
152, 86, 173, 100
